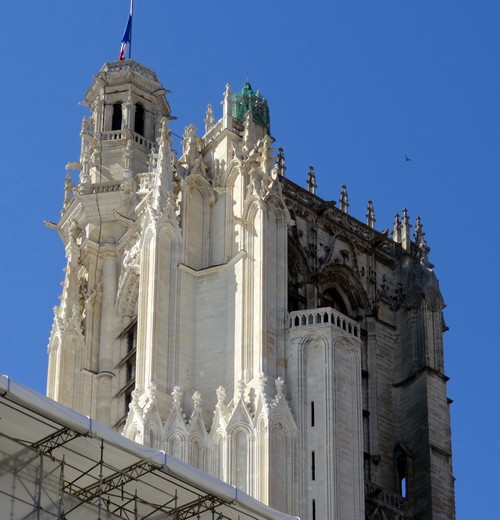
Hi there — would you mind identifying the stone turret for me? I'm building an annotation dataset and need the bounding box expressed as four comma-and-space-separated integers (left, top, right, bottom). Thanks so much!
47, 60, 174, 425
231, 81, 271, 136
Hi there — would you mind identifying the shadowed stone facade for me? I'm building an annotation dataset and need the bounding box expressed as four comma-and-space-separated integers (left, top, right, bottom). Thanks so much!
46, 60, 455, 519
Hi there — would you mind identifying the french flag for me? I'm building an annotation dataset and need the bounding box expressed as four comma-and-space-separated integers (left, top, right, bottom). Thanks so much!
119, 1, 133, 60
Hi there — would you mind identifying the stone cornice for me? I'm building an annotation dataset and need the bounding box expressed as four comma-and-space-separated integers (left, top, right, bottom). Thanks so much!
178, 250, 246, 277
392, 365, 450, 388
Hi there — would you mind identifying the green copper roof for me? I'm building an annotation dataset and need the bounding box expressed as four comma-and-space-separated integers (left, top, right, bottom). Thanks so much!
231, 82, 271, 135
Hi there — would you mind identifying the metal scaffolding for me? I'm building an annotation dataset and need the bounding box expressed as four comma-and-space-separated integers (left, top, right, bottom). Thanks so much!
0, 376, 297, 520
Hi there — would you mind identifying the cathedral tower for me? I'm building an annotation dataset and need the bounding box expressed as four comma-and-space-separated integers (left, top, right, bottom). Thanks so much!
47, 60, 455, 519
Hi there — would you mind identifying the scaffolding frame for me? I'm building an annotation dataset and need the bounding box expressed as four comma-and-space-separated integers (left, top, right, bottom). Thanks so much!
0, 376, 298, 520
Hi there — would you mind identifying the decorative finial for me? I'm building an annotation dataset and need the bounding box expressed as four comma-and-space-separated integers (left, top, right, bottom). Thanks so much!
80, 116, 89, 136
159, 116, 171, 147
392, 213, 401, 243
275, 377, 284, 398
222, 83, 232, 127
340, 185, 349, 213
414, 216, 434, 269
216, 386, 226, 406
242, 110, 256, 156
307, 165, 317, 194
155, 117, 174, 195
259, 373, 268, 393
63, 173, 73, 211
192, 391, 202, 412
414, 215, 423, 241
366, 200, 376, 229
277, 147, 286, 177
80, 148, 91, 191
171, 385, 183, 408
401, 208, 411, 251
182, 124, 198, 166
204, 103, 214, 134
130, 389, 141, 414
237, 380, 246, 398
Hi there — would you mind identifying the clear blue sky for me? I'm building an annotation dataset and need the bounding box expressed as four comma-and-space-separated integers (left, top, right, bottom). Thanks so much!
1, 2, 498, 518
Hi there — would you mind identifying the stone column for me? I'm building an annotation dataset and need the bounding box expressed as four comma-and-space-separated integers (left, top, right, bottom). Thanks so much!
123, 99, 133, 132
250, 204, 265, 382
222, 83, 232, 130
96, 244, 118, 426
95, 96, 105, 134
401, 209, 411, 251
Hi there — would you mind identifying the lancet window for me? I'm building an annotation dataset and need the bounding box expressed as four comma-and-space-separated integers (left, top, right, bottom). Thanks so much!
134, 103, 145, 136
397, 455, 408, 498
112, 102, 122, 131
395, 444, 411, 499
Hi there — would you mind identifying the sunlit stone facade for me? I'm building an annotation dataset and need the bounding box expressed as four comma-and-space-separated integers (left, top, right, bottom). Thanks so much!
47, 60, 455, 519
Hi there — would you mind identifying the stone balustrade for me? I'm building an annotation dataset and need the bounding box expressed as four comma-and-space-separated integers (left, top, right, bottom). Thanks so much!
133, 133, 155, 150
92, 182, 122, 194
101, 130, 124, 141
288, 306, 360, 338
100, 130, 155, 150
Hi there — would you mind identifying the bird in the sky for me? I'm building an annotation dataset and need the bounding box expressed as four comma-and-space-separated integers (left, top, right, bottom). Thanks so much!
405, 154, 412, 162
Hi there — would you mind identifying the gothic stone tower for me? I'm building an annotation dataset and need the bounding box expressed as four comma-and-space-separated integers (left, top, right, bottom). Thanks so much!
47, 60, 455, 520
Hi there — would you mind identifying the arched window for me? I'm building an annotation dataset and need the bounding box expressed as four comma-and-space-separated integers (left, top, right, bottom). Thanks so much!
397, 455, 408, 498
168, 434, 182, 460
288, 255, 307, 311
112, 102, 122, 131
233, 429, 249, 493
191, 438, 203, 469
395, 444, 411, 499
320, 287, 348, 315
134, 103, 145, 136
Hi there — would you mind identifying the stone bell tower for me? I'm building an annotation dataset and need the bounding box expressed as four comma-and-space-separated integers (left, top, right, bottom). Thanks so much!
46, 60, 172, 425
47, 59, 455, 520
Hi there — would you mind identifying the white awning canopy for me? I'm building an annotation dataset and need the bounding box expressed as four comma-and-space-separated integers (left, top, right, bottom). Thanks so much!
0, 375, 299, 520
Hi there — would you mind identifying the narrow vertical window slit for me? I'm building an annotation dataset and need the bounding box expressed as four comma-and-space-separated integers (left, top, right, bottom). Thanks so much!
312, 450, 316, 481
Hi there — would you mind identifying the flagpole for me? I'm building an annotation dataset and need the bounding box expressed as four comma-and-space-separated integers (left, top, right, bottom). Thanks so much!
129, 0, 134, 59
